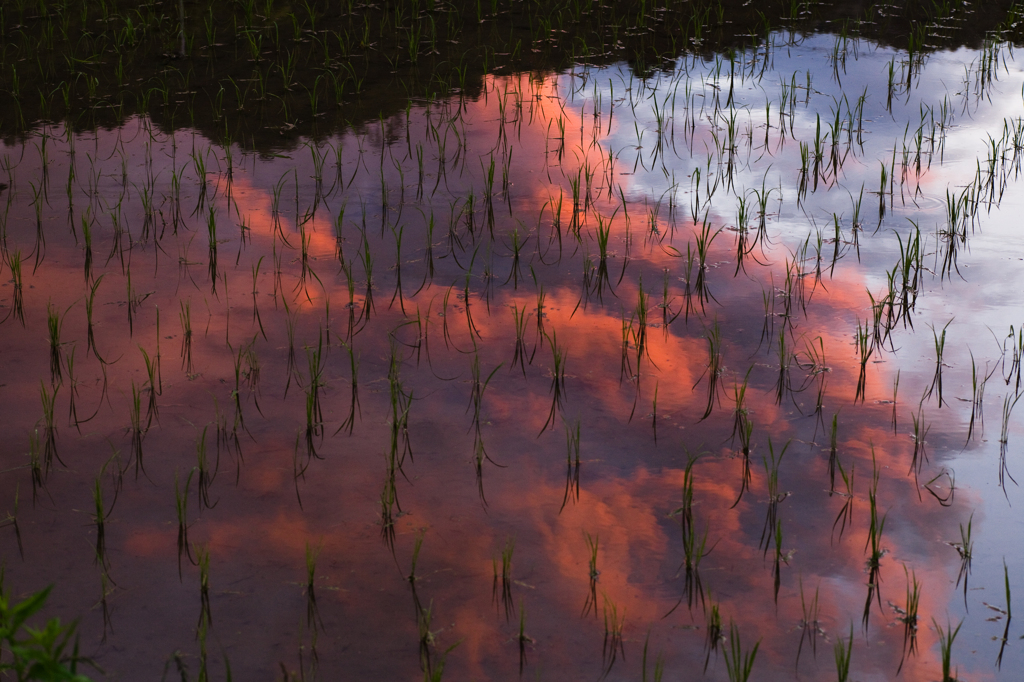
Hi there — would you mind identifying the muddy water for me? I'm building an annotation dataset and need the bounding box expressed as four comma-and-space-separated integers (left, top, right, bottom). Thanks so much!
0, 31, 1023, 681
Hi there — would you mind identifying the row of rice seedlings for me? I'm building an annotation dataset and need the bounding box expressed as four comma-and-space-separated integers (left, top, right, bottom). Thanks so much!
0, 0, 992, 134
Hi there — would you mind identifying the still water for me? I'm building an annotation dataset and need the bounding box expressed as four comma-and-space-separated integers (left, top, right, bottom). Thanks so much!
0, 28, 1023, 681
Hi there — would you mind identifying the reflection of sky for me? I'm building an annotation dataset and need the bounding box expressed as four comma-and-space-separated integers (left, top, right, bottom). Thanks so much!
0, 31, 1022, 681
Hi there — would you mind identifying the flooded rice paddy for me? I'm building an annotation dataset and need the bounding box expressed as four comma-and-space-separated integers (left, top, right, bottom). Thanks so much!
2, 4, 1024, 681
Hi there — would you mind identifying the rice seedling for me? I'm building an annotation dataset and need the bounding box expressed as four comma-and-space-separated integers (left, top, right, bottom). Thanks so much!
774, 326, 793, 406
137, 346, 160, 428
0, 486, 23, 561
517, 600, 531, 675
854, 319, 872, 403
697, 321, 723, 420
677, 515, 712, 612
84, 274, 106, 362
99, 569, 114, 643
1002, 324, 1024, 393
175, 470, 194, 580
39, 381, 61, 474
538, 330, 567, 435
561, 418, 581, 512
640, 631, 665, 682
933, 616, 963, 682
759, 438, 790, 553
894, 566, 921, 673
770, 519, 788, 604
195, 426, 217, 510
693, 219, 721, 308
999, 392, 1021, 495
863, 452, 886, 627
995, 560, 1012, 669
196, 544, 212, 631
304, 540, 324, 633
304, 334, 327, 459
966, 352, 995, 443
925, 320, 952, 407
891, 370, 901, 433
632, 278, 650, 370
5, 249, 25, 326
379, 465, 400, 555
492, 536, 515, 621
80, 211, 93, 282
580, 531, 600, 618
509, 303, 530, 376
45, 301, 69, 387
207, 207, 219, 291
386, 336, 414, 477
416, 599, 439, 678
92, 473, 112, 571
125, 268, 152, 338
703, 597, 724, 672
601, 594, 625, 677
723, 621, 759, 682
950, 514, 973, 607
467, 353, 499, 450
833, 624, 853, 682
794, 579, 821, 670
179, 299, 194, 375
335, 339, 360, 436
